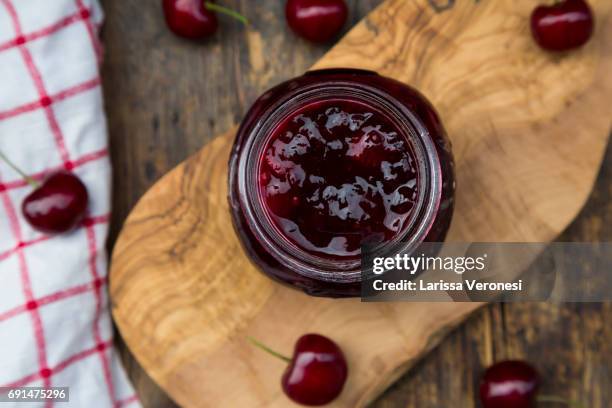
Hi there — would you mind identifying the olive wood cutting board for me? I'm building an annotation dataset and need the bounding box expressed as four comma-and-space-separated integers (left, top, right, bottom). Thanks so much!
109, 0, 612, 406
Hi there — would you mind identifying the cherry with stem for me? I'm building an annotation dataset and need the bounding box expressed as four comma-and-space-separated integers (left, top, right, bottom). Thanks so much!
163, 0, 248, 40
0, 150, 89, 234
480, 360, 586, 408
248, 334, 348, 406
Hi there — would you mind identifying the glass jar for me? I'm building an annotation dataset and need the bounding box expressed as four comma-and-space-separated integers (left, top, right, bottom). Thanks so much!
228, 69, 455, 297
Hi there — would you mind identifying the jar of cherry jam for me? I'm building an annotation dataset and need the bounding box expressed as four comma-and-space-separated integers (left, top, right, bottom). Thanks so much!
228, 69, 455, 297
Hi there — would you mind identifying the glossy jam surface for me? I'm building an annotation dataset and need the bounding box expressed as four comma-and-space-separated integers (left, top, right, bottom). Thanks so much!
259, 99, 419, 259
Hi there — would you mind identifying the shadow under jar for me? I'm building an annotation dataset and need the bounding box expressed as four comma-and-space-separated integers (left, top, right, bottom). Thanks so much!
229, 69, 455, 297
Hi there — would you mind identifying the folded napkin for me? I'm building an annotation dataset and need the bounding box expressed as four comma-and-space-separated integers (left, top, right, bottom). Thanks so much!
0, 0, 139, 406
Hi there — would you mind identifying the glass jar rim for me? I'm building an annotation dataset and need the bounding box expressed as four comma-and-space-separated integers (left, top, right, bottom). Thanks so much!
232, 80, 443, 283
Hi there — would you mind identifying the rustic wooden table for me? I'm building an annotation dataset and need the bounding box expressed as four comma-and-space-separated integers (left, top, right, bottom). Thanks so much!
101, 1, 611, 406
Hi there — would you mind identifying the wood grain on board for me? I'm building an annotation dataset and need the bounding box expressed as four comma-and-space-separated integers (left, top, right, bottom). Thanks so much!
104, 0, 612, 406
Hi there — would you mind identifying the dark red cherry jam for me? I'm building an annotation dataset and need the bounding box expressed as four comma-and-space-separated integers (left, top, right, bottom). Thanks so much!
229, 69, 455, 297
259, 99, 419, 259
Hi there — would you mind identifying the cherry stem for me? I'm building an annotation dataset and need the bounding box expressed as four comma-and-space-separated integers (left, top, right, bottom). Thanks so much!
247, 337, 291, 363
538, 395, 586, 408
204, 2, 249, 26
0, 150, 38, 188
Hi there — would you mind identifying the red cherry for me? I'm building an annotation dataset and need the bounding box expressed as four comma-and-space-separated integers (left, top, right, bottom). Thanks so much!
531, 0, 594, 52
163, 0, 248, 40
480, 360, 540, 408
282, 334, 348, 406
22, 171, 89, 234
163, 0, 218, 39
285, 0, 348, 43
249, 334, 348, 406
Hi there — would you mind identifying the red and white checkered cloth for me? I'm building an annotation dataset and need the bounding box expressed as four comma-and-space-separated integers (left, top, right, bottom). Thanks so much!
0, 0, 139, 407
